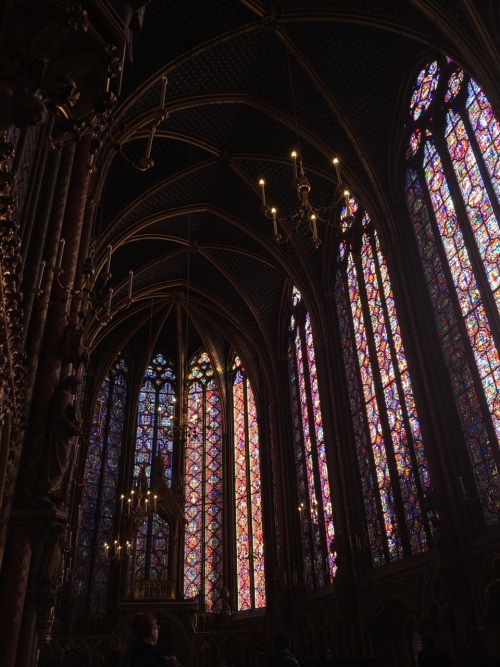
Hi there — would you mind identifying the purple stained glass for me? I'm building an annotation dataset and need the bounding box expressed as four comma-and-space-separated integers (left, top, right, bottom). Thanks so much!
347, 254, 403, 560
445, 70, 464, 102
73, 359, 128, 617
233, 364, 266, 610
184, 381, 204, 601
304, 314, 336, 576
133, 355, 176, 585
466, 80, 500, 204
407, 129, 422, 159
411, 61, 439, 120
184, 354, 223, 612
406, 158, 500, 525
445, 110, 500, 310
289, 292, 335, 589
424, 141, 500, 438
336, 273, 385, 565
338, 203, 432, 561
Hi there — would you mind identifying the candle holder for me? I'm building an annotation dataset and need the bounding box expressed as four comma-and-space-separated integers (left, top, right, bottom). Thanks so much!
258, 154, 352, 248
120, 464, 160, 530
112, 76, 169, 172
34, 238, 134, 328
103, 534, 132, 562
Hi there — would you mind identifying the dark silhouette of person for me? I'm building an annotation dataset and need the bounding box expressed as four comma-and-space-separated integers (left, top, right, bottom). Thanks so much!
267, 631, 300, 667
417, 634, 454, 667
128, 612, 164, 667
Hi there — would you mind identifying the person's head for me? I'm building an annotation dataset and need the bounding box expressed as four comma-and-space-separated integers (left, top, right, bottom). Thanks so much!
274, 631, 292, 651
131, 612, 159, 645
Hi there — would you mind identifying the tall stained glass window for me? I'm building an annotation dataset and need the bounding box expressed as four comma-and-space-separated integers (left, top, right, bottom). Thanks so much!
73, 358, 128, 617
288, 288, 335, 589
405, 58, 500, 523
232, 356, 266, 610
335, 202, 432, 566
184, 352, 224, 611
133, 354, 176, 583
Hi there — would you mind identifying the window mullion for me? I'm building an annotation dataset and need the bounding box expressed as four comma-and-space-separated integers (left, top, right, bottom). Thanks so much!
299, 321, 328, 586
368, 232, 433, 541
459, 91, 500, 229
352, 253, 412, 556
290, 332, 314, 586
243, 376, 256, 608
418, 156, 500, 457
87, 372, 115, 609
340, 268, 391, 563
434, 131, 500, 348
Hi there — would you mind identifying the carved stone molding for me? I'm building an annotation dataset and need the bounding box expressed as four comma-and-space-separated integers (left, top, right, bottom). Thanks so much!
0, 131, 27, 568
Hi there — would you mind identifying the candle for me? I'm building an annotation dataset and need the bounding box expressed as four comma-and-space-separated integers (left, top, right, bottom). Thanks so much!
259, 179, 266, 208
146, 125, 156, 158
36, 260, 46, 290
128, 498, 131, 515
106, 288, 113, 314
57, 238, 65, 268
128, 270, 133, 299
159, 76, 168, 109
271, 207, 278, 237
106, 245, 112, 273
291, 151, 298, 179
310, 213, 318, 242
343, 190, 351, 217
333, 157, 341, 183
120, 494, 124, 512
459, 476, 466, 495
154, 494, 157, 511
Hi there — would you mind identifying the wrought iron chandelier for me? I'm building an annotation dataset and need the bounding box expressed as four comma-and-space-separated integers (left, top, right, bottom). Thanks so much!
258, 154, 352, 248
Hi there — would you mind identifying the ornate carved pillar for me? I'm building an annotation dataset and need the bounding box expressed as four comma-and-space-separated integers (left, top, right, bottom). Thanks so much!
0, 131, 28, 567
21, 136, 90, 503
0, 527, 32, 667
22, 134, 62, 339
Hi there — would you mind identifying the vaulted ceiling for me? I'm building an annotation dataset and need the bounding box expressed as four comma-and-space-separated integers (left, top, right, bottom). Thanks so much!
87, 0, 498, 385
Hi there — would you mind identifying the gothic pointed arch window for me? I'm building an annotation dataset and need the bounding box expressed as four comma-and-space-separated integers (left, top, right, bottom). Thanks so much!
184, 351, 223, 611
73, 357, 128, 617
335, 203, 432, 566
288, 288, 335, 589
405, 58, 500, 523
231, 355, 266, 610
133, 354, 176, 586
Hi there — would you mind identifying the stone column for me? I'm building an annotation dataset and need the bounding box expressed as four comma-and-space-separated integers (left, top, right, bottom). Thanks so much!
0, 527, 32, 667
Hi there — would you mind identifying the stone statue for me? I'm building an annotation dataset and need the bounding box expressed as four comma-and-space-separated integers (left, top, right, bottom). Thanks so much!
39, 375, 82, 504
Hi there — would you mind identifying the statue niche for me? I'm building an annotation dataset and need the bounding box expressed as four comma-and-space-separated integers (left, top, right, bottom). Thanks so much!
38, 374, 82, 506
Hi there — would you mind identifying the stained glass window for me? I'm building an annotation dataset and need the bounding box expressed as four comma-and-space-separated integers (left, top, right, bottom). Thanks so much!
73, 358, 128, 617
232, 355, 266, 610
405, 58, 500, 524
184, 352, 224, 611
288, 288, 335, 589
133, 354, 175, 583
335, 206, 432, 565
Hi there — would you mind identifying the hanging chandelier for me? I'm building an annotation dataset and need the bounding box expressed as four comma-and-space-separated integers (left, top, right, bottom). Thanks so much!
258, 154, 351, 247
